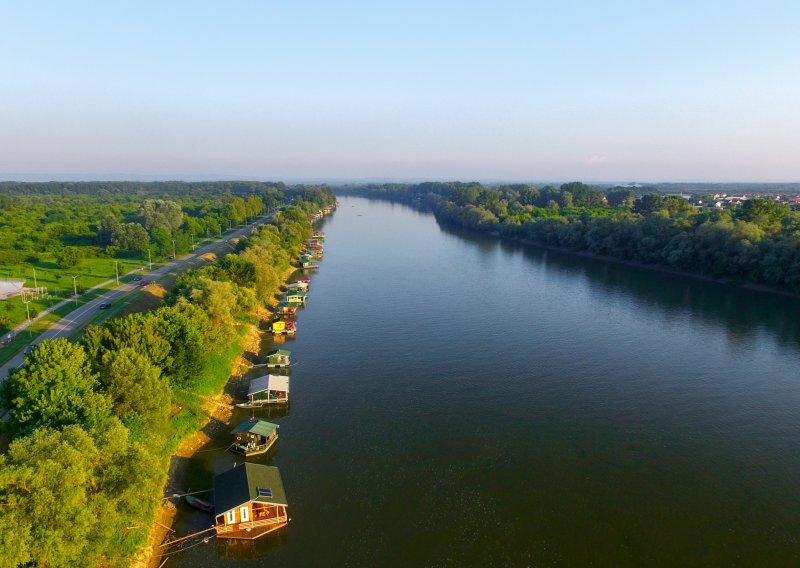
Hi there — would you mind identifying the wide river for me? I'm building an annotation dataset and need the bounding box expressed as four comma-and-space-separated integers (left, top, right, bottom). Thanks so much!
174, 196, 800, 566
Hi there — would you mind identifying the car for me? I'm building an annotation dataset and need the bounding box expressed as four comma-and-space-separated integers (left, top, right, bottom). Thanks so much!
23, 344, 37, 355
132, 276, 142, 282
99, 302, 112, 310
139, 280, 150, 286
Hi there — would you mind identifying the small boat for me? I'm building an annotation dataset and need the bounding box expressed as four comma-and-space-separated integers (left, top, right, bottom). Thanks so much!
185, 494, 215, 514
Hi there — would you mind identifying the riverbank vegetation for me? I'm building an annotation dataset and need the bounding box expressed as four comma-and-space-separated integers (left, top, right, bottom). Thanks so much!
0, 187, 335, 567
342, 182, 800, 293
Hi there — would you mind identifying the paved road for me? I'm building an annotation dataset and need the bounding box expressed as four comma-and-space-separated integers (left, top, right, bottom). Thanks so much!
0, 214, 274, 379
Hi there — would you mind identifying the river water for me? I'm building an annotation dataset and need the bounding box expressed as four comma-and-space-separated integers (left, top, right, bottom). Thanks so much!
172, 196, 800, 566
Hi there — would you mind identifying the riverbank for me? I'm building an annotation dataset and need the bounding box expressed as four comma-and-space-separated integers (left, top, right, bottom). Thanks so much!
139, 261, 305, 566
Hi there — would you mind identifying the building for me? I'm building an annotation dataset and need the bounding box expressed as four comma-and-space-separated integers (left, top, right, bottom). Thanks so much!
214, 463, 288, 539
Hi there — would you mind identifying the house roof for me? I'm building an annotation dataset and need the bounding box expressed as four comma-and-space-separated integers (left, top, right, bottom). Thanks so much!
231, 419, 278, 437
267, 349, 291, 357
247, 374, 290, 396
214, 463, 288, 515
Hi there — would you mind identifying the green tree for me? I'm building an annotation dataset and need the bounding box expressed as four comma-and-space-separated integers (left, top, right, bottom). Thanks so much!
99, 347, 171, 434
2, 339, 111, 437
138, 199, 183, 234
56, 246, 84, 268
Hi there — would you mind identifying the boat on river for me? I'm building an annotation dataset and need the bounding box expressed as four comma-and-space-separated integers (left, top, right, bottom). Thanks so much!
229, 419, 279, 456
265, 349, 292, 368
300, 259, 319, 270
236, 374, 290, 407
214, 464, 289, 540
275, 302, 301, 317
271, 320, 296, 335
185, 494, 215, 514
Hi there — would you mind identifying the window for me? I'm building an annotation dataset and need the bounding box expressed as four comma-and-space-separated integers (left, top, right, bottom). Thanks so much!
225, 510, 236, 524
240, 506, 250, 522
257, 487, 273, 498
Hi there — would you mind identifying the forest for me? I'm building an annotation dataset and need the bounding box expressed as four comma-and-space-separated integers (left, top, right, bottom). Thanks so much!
341, 182, 800, 293
0, 187, 335, 567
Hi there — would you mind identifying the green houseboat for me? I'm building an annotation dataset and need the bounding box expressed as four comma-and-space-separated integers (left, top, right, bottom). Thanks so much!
229, 419, 279, 456
285, 290, 307, 304
266, 349, 291, 368
214, 463, 288, 540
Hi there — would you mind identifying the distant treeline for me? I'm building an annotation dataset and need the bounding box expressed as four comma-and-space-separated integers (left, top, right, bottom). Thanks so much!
0, 182, 331, 266
0, 188, 336, 566
340, 182, 800, 293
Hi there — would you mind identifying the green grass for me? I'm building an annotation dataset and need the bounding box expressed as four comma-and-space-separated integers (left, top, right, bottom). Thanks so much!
0, 256, 148, 331
167, 325, 248, 450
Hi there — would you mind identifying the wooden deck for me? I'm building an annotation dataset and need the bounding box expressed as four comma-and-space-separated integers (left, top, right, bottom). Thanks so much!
216, 516, 288, 540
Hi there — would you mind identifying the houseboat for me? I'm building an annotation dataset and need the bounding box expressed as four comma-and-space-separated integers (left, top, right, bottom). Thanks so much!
300, 259, 318, 270
275, 302, 301, 317
285, 290, 307, 305
286, 281, 308, 292
311, 232, 325, 240
270, 320, 296, 335
214, 463, 288, 540
229, 419, 279, 456
296, 276, 310, 286
236, 374, 290, 407
266, 349, 291, 368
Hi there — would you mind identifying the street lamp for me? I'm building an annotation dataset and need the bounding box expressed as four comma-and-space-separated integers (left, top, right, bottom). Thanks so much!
72, 275, 78, 305
21, 292, 32, 338
172, 240, 176, 259
32, 267, 38, 299
114, 260, 119, 286
148, 248, 153, 270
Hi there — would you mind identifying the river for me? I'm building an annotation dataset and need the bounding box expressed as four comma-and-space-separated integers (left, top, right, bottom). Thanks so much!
172, 196, 800, 566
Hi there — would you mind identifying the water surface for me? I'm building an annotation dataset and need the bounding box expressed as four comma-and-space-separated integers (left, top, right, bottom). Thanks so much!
174, 196, 800, 566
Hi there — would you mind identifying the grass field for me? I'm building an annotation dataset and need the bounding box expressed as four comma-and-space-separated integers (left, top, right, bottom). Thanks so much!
0, 256, 150, 332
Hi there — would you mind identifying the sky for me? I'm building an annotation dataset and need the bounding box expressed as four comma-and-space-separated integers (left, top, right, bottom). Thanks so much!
1, 1, 799, 183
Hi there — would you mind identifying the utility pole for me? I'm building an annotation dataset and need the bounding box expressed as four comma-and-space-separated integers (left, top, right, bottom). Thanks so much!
21, 292, 32, 338
191, 234, 194, 249
172, 240, 176, 259
114, 260, 119, 286
72, 275, 78, 305
148, 248, 153, 270
32, 267, 38, 299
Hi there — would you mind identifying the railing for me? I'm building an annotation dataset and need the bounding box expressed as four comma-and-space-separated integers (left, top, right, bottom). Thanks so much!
217, 515, 288, 534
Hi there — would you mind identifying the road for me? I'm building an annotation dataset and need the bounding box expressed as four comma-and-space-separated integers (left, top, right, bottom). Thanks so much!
0, 214, 274, 380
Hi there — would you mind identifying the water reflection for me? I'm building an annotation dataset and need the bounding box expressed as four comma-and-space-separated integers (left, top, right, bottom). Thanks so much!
436, 219, 800, 348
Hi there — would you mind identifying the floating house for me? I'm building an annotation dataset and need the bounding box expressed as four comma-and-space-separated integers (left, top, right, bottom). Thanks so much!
229, 419, 279, 456
271, 320, 296, 335
214, 463, 288, 539
237, 374, 290, 407
286, 281, 308, 291
300, 259, 318, 270
285, 290, 307, 304
296, 276, 310, 285
311, 232, 325, 240
275, 301, 301, 316
266, 349, 291, 368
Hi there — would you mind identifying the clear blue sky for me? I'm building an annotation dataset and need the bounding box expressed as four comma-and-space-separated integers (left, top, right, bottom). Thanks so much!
2, 1, 799, 182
